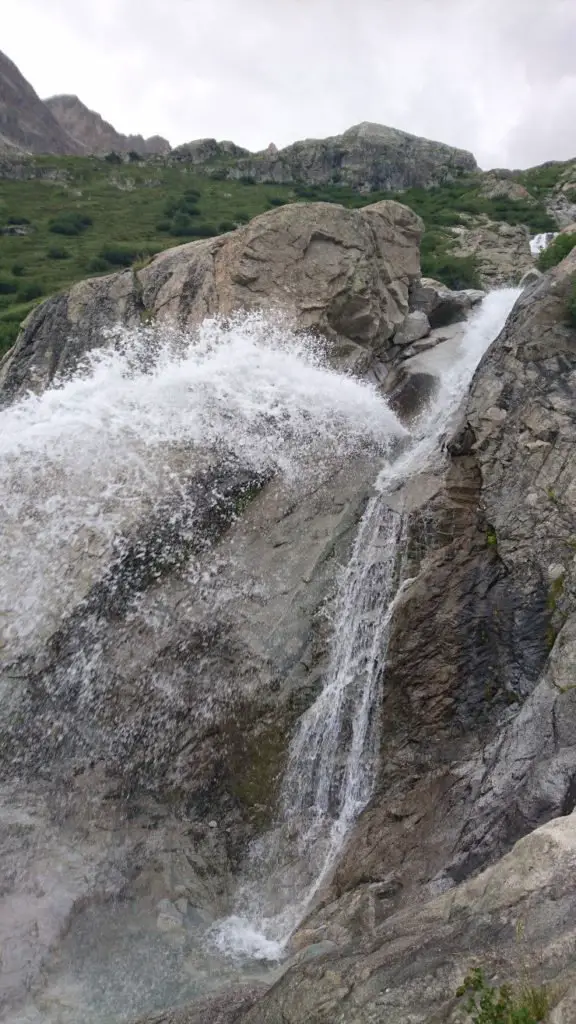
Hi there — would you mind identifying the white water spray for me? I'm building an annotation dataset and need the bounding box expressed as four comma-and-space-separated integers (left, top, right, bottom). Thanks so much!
213, 288, 521, 960
0, 312, 405, 659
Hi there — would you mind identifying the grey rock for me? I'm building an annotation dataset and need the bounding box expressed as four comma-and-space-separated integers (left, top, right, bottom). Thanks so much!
519, 266, 543, 289
410, 278, 485, 327
392, 310, 430, 346
0, 199, 423, 401
172, 121, 478, 192
0, 49, 82, 155
223, 247, 576, 1024
171, 138, 250, 163
449, 219, 535, 286
136, 986, 268, 1024
239, 815, 576, 1024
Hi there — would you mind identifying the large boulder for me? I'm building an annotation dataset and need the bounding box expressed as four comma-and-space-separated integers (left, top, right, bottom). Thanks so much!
409, 277, 485, 326
0, 198, 422, 1020
0, 199, 423, 401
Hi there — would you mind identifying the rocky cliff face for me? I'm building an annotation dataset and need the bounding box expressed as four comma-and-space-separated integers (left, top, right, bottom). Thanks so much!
0, 49, 82, 155
216, 237, 576, 1024
449, 215, 535, 286
3, 195, 576, 1024
173, 122, 478, 192
45, 94, 171, 156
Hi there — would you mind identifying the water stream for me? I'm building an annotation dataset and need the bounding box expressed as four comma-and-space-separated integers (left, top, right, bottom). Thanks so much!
212, 287, 522, 960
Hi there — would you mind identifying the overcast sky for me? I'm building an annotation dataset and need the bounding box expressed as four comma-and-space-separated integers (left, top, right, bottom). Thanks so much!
4, 0, 576, 169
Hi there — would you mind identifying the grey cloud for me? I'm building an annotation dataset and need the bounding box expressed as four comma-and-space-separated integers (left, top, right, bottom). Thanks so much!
3, 0, 576, 168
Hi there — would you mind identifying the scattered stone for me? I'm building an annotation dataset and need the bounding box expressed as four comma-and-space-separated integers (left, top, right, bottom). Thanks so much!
410, 279, 485, 328
520, 267, 543, 289
392, 310, 430, 346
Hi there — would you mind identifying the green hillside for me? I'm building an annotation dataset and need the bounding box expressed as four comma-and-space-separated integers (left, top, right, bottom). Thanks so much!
0, 154, 559, 357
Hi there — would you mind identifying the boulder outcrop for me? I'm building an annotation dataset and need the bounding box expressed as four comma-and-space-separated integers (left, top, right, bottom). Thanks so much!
0, 199, 423, 400
449, 217, 535, 286
173, 122, 478, 192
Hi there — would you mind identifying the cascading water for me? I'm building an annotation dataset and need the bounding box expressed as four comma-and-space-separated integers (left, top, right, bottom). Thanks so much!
530, 232, 558, 256
0, 291, 520, 1022
213, 287, 522, 960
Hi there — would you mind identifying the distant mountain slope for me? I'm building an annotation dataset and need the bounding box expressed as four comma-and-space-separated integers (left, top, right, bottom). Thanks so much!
0, 50, 82, 155
172, 121, 479, 191
45, 95, 170, 157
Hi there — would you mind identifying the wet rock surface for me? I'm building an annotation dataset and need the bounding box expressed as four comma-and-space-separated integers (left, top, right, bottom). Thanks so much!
204, 247, 576, 1023
4, 198, 576, 1024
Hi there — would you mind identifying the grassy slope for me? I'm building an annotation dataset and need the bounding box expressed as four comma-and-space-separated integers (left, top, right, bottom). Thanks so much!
0, 154, 563, 356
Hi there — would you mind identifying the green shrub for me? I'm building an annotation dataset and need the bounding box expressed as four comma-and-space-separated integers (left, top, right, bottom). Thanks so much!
168, 212, 195, 237
18, 282, 43, 301
155, 220, 172, 232
218, 220, 236, 233
233, 211, 250, 223
163, 196, 200, 218
48, 212, 93, 236
268, 197, 288, 207
191, 223, 218, 238
47, 246, 70, 260
239, 174, 256, 185
538, 232, 576, 271
98, 246, 141, 266
104, 151, 123, 164
7, 215, 30, 225
127, 150, 141, 163
457, 968, 550, 1024
87, 257, 111, 273
0, 321, 19, 355
0, 279, 17, 294
11, 263, 25, 276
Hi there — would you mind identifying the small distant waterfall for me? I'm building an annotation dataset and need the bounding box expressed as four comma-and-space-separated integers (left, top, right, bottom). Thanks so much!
214, 287, 522, 960
530, 232, 558, 256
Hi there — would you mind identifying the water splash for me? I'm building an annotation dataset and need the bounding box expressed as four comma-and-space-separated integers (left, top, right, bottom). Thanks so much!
213, 288, 521, 960
530, 232, 558, 256
0, 312, 405, 659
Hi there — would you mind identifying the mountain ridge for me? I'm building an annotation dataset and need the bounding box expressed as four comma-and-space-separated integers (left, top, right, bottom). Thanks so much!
44, 94, 170, 157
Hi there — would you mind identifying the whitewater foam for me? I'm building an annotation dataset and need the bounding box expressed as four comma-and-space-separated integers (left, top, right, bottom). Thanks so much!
0, 312, 405, 659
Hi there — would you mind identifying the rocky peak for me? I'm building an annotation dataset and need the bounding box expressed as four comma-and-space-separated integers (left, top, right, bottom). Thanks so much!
44, 94, 170, 156
210, 121, 479, 192
0, 50, 82, 155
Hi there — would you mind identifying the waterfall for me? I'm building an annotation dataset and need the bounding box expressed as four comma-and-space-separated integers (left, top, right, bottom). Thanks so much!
530, 232, 558, 256
213, 287, 522, 960
0, 291, 520, 1021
